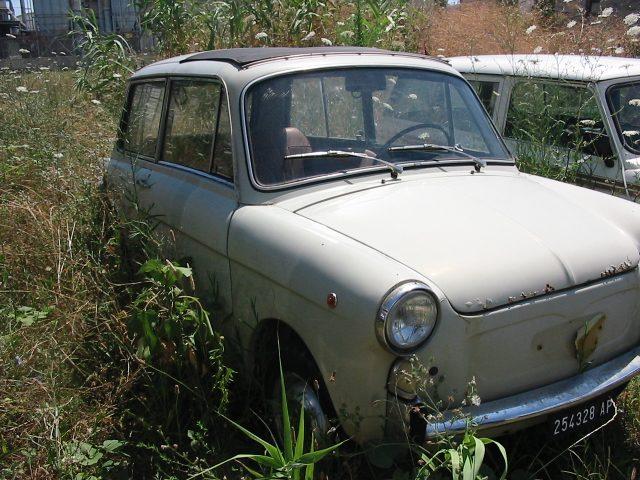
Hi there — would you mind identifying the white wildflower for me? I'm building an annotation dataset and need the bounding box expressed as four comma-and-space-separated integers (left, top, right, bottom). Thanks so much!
302, 31, 316, 42
624, 13, 640, 26
566, 20, 577, 28
15, 86, 28, 93
418, 132, 430, 140
470, 394, 481, 407
91, 99, 101, 105
627, 26, 640, 36
579, 119, 596, 126
533, 46, 543, 54
5, 33, 16, 39
629, 99, 640, 107
623, 130, 640, 137
526, 25, 537, 35
255, 31, 268, 41
18, 48, 29, 54
340, 30, 354, 38
321, 37, 332, 46
615, 46, 625, 54
599, 7, 613, 18
53, 153, 63, 159
337, 21, 345, 26
408, 93, 418, 100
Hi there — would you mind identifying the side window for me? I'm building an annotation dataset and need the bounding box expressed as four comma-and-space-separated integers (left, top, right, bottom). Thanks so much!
122, 82, 165, 158
212, 92, 234, 179
163, 80, 221, 172
469, 80, 500, 116
290, 77, 327, 138
505, 80, 607, 155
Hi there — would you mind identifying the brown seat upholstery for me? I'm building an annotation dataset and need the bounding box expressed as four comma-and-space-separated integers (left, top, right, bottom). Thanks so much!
283, 127, 312, 178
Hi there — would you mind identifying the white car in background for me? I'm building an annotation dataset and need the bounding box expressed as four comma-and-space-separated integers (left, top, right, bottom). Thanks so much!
107, 47, 640, 444
449, 54, 640, 200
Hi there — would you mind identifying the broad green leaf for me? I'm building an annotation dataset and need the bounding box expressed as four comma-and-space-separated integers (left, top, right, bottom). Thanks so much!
221, 414, 284, 465
296, 439, 347, 464
277, 336, 294, 462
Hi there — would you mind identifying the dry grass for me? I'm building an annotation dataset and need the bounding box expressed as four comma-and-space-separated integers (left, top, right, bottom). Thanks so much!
417, 1, 638, 58
0, 71, 134, 478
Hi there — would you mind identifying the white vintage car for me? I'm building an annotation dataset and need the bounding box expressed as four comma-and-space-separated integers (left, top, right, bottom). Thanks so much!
449, 54, 640, 200
107, 47, 640, 444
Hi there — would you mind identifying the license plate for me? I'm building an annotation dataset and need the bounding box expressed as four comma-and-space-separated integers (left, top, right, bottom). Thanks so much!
549, 394, 616, 437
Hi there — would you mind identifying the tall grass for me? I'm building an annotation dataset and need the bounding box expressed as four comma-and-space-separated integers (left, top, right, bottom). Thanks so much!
3, 1, 640, 479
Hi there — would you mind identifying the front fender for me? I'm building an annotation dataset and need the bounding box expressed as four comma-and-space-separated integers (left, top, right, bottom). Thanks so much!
227, 205, 441, 441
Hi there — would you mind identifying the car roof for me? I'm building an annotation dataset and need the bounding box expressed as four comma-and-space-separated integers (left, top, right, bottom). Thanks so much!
178, 46, 443, 68
448, 54, 640, 82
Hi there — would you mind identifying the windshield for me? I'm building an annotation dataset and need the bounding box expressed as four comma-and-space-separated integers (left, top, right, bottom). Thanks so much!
245, 68, 511, 186
607, 81, 640, 154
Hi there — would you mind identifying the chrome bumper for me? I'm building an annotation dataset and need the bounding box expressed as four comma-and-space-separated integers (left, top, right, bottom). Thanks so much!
423, 346, 640, 438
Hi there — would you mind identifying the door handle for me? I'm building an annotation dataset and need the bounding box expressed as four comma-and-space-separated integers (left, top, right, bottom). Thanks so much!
135, 176, 151, 189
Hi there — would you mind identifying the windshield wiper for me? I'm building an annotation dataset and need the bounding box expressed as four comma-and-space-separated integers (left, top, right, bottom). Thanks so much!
387, 143, 487, 172
284, 150, 403, 179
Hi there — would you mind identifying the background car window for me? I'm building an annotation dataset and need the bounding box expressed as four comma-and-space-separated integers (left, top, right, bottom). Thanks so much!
505, 80, 609, 156
607, 82, 640, 154
212, 93, 234, 179
469, 80, 500, 116
290, 77, 328, 138
122, 82, 165, 158
163, 80, 221, 172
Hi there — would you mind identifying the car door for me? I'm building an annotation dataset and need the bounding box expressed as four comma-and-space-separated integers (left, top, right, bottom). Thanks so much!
141, 77, 237, 314
504, 78, 618, 186
107, 79, 167, 218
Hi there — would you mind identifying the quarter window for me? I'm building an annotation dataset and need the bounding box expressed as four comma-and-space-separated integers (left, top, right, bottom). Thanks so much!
122, 82, 165, 158
469, 80, 500, 116
163, 80, 221, 172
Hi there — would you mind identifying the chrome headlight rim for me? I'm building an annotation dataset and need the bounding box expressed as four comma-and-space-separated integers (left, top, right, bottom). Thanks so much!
375, 281, 439, 355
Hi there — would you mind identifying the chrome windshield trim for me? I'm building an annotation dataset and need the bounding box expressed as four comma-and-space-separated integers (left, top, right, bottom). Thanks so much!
423, 345, 640, 438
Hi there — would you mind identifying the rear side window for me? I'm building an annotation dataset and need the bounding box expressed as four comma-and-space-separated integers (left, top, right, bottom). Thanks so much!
163, 80, 221, 172
505, 80, 602, 150
122, 82, 165, 158
469, 80, 500, 116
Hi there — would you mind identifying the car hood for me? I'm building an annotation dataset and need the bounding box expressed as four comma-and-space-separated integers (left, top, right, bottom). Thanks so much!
295, 172, 640, 313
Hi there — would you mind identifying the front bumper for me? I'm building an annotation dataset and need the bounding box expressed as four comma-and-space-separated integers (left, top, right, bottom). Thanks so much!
417, 345, 640, 439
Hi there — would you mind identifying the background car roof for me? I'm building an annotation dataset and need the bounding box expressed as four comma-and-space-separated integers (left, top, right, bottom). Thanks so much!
448, 54, 640, 82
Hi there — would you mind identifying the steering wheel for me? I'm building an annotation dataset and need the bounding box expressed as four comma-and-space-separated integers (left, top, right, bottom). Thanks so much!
379, 123, 452, 159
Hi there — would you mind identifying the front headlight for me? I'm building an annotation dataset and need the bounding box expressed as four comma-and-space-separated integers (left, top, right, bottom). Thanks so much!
376, 282, 438, 354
